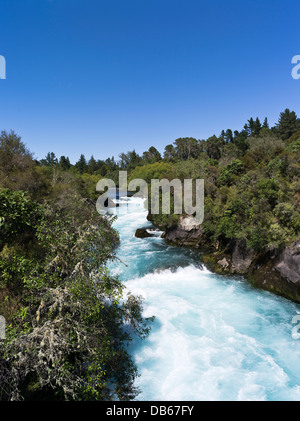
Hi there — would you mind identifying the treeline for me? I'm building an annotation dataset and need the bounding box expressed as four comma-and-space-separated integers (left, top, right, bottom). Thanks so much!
38, 108, 299, 173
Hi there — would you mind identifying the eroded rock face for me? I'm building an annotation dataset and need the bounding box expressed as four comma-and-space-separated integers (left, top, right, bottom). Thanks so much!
163, 216, 204, 247
275, 240, 300, 285
231, 240, 254, 274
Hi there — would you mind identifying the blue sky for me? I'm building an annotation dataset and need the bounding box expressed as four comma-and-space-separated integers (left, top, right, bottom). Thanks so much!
0, 0, 300, 163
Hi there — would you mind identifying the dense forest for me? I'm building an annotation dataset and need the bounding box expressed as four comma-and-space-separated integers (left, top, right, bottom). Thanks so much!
0, 107, 300, 400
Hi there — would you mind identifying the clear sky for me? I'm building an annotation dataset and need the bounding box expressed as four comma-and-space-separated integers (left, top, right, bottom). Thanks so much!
0, 0, 300, 163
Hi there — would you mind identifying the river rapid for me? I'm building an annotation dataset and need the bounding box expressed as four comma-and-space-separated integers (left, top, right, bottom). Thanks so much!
108, 195, 300, 401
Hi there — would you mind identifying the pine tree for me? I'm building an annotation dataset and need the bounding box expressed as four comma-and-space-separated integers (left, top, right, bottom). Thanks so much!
263, 117, 269, 128
225, 129, 233, 143
59, 156, 71, 170
276, 109, 300, 140
44, 152, 57, 166
75, 154, 87, 174
87, 155, 97, 173
254, 117, 262, 137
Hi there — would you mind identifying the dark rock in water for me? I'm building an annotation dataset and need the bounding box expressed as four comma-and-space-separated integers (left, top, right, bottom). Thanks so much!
104, 197, 119, 208
163, 216, 204, 248
147, 212, 153, 222
135, 228, 157, 238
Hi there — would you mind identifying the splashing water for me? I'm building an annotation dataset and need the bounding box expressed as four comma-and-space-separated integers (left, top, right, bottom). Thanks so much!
108, 196, 300, 401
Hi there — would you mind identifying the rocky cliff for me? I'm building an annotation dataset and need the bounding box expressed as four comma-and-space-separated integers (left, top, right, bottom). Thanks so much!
149, 213, 300, 304
162, 215, 204, 248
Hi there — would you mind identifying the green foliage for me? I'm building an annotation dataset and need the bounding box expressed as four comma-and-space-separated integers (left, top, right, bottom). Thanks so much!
0, 131, 45, 196
41, 152, 58, 167
142, 146, 162, 164
274, 202, 300, 231
256, 178, 279, 208
217, 215, 239, 239
151, 213, 180, 230
266, 156, 288, 177
276, 108, 300, 140
0, 189, 40, 251
0, 194, 154, 401
0, 189, 153, 401
129, 162, 174, 184
247, 135, 284, 155
217, 159, 244, 186
75, 154, 88, 174
80, 173, 101, 199
286, 137, 300, 153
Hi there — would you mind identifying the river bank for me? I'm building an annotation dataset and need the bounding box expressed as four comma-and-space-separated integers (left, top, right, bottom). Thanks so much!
145, 212, 300, 304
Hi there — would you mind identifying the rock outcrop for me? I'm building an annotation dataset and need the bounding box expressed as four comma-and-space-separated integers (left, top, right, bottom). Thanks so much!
231, 240, 254, 274
162, 216, 204, 248
135, 228, 157, 238
275, 240, 300, 285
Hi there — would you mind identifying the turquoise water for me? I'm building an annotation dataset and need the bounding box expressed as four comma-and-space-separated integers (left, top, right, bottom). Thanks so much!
108, 196, 300, 401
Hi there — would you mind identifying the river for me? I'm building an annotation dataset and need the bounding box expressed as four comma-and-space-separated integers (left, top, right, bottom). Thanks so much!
108, 194, 300, 401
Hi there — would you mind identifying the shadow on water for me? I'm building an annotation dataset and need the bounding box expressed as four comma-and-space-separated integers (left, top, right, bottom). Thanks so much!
127, 317, 163, 358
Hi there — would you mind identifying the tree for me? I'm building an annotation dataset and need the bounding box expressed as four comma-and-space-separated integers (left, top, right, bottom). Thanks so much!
75, 154, 88, 174
42, 152, 58, 167
233, 129, 248, 153
119, 150, 141, 170
173, 138, 198, 160
276, 109, 300, 140
87, 155, 97, 173
225, 129, 233, 143
205, 136, 224, 160
185, 138, 198, 159
254, 117, 262, 136
0, 131, 32, 170
129, 161, 174, 184
105, 156, 117, 171
59, 155, 71, 171
142, 146, 161, 164
263, 117, 269, 128
256, 178, 279, 208
0, 188, 40, 252
163, 144, 176, 161
217, 159, 244, 186
0, 131, 42, 194
244, 117, 261, 137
